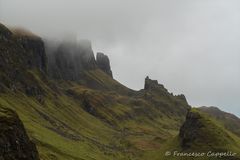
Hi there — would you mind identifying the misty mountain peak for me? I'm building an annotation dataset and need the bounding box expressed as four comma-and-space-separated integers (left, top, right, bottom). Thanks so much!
46, 39, 114, 81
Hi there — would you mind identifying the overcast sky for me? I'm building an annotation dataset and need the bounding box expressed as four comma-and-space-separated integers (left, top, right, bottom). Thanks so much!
0, 0, 239, 116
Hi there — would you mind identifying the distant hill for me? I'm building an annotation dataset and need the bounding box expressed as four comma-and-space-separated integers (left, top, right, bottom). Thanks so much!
199, 106, 240, 137
144, 108, 240, 160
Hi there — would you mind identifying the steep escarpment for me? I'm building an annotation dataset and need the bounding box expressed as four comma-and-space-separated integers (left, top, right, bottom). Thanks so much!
0, 26, 47, 73
14, 33, 47, 73
0, 24, 46, 98
0, 107, 39, 160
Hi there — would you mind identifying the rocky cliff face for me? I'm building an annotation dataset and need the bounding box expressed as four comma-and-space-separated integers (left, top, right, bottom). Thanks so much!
0, 25, 46, 72
46, 40, 113, 81
96, 52, 113, 78
0, 107, 39, 160
15, 35, 47, 73
0, 25, 47, 73
0, 23, 46, 99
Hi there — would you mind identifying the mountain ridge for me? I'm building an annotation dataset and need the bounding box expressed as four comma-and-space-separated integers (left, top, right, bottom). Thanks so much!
0, 22, 239, 160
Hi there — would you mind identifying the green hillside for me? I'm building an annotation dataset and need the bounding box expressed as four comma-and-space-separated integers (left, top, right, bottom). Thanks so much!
199, 106, 240, 137
0, 22, 239, 160
144, 108, 240, 160
0, 71, 190, 159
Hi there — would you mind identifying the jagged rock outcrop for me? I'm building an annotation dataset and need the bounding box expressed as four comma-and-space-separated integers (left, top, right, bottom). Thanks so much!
179, 109, 239, 154
96, 52, 113, 77
0, 107, 39, 160
179, 110, 204, 149
144, 76, 168, 93
144, 76, 188, 101
142, 76, 190, 122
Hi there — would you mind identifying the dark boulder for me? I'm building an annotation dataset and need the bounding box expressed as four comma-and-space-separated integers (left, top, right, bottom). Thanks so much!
0, 107, 39, 160
179, 111, 203, 149
179, 109, 234, 150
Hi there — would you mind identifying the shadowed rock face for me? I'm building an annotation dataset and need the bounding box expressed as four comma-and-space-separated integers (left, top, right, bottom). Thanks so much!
179, 109, 240, 154
16, 36, 47, 73
0, 107, 39, 160
179, 111, 203, 149
0, 23, 47, 74
96, 52, 113, 78
0, 23, 47, 96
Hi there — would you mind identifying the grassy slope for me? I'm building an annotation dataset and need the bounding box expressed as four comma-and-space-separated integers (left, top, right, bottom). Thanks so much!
0, 68, 190, 160
143, 108, 240, 160
2, 23, 239, 160
199, 106, 240, 137
2, 50, 237, 160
